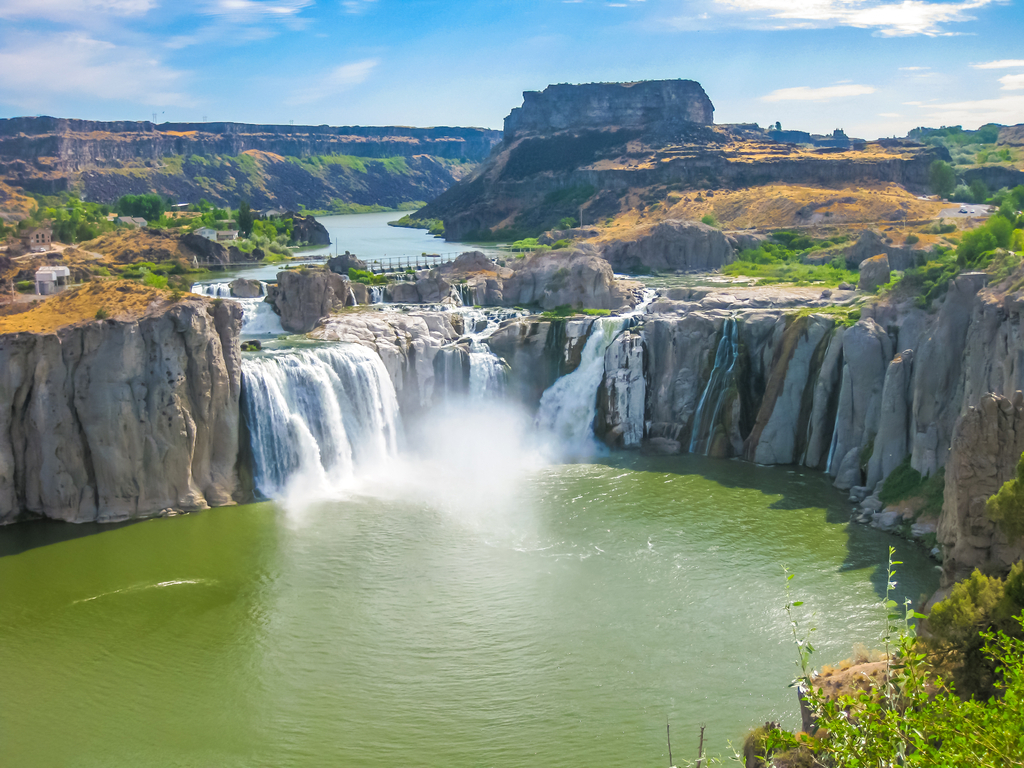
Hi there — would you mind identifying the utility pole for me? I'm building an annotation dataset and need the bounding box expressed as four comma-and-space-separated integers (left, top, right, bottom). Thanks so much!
579, 204, 584, 229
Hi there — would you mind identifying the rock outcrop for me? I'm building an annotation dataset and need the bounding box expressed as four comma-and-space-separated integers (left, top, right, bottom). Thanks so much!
858, 254, 891, 292
266, 269, 353, 333
503, 80, 715, 141
288, 212, 331, 246
327, 251, 368, 274
501, 248, 641, 310
0, 299, 243, 523
599, 220, 736, 273
938, 392, 1024, 585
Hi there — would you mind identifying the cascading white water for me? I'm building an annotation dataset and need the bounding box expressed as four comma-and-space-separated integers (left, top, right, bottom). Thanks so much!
688, 317, 739, 455
241, 345, 401, 499
369, 286, 384, 304
535, 317, 626, 456
191, 281, 284, 336
534, 292, 654, 457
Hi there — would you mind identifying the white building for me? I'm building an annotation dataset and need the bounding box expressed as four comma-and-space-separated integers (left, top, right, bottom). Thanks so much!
195, 227, 218, 241
216, 230, 239, 242
35, 266, 71, 295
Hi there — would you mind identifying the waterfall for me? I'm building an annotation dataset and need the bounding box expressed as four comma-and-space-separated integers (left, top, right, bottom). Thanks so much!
348, 286, 358, 306
535, 317, 627, 455
688, 318, 739, 455
241, 345, 401, 499
369, 286, 384, 304
468, 339, 505, 398
456, 283, 474, 307
237, 299, 285, 336
191, 281, 284, 336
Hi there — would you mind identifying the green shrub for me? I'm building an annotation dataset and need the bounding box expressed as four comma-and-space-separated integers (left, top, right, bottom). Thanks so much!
347, 267, 388, 286
16, 280, 34, 292
551, 239, 572, 249
905, 233, 920, 245
701, 213, 719, 227
95, 307, 109, 320
986, 450, 1024, 542
142, 272, 168, 289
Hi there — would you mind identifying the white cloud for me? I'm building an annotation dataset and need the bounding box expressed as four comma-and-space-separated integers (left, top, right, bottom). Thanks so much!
971, 59, 1024, 69
0, 0, 155, 19
922, 93, 1024, 127
899, 66, 930, 71
713, 0, 1001, 36
1000, 73, 1024, 90
0, 33, 190, 109
761, 84, 876, 102
285, 58, 378, 104
341, 0, 377, 12
202, 0, 312, 18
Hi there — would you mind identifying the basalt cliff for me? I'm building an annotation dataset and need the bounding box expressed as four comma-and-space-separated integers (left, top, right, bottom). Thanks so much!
416, 80, 948, 240
0, 289, 243, 523
0, 118, 502, 211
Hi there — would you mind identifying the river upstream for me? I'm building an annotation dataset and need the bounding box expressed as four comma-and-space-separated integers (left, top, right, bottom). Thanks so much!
0, 213, 939, 767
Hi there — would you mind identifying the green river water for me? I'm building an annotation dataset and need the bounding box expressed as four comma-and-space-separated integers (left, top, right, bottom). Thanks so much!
0, 454, 938, 767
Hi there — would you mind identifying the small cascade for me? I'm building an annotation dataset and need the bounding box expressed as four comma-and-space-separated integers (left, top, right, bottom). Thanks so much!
192, 281, 283, 336
468, 339, 506, 398
535, 317, 628, 455
191, 282, 231, 298
688, 318, 739, 455
241, 345, 401, 498
369, 286, 384, 304
535, 291, 655, 456
237, 299, 285, 336
348, 286, 358, 307
456, 283, 474, 308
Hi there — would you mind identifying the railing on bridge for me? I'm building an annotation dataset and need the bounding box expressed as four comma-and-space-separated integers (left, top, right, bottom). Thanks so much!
365, 253, 461, 274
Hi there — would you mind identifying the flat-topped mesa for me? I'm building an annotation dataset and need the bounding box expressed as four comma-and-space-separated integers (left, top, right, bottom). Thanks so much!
503, 80, 715, 141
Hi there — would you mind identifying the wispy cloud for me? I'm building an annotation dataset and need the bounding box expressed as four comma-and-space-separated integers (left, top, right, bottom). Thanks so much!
285, 58, 378, 105
0, 0, 155, 20
971, 59, 1024, 69
201, 0, 313, 19
761, 84, 876, 102
899, 66, 930, 71
0, 33, 190, 110
712, 0, 1000, 36
341, 0, 377, 13
922, 93, 1024, 126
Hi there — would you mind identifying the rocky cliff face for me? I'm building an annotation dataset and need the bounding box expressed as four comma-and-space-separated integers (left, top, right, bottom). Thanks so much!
0, 118, 501, 211
0, 299, 243, 524
503, 80, 714, 141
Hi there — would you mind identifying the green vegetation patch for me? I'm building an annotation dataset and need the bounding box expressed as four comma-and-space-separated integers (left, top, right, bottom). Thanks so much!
347, 268, 388, 286
540, 305, 610, 318
878, 456, 945, 516
722, 232, 858, 286
390, 214, 444, 236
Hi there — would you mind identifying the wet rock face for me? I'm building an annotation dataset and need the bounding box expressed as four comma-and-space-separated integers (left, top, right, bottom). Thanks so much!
939, 392, 1024, 585
599, 220, 736, 274
230, 278, 263, 298
0, 300, 243, 524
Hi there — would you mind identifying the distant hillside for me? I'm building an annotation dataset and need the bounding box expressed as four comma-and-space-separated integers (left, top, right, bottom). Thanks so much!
0, 118, 502, 216
416, 80, 951, 240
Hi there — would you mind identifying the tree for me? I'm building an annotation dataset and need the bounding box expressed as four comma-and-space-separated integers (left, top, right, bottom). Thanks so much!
928, 160, 956, 199
969, 179, 990, 205
237, 200, 254, 237
774, 121, 782, 131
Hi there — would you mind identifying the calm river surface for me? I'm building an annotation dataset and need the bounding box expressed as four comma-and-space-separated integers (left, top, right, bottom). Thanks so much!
0, 454, 937, 767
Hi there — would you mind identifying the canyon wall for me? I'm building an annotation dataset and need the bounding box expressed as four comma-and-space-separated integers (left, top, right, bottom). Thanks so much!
0, 299, 243, 524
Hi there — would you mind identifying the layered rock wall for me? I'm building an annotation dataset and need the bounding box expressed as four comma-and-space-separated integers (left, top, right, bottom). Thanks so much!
0, 300, 243, 524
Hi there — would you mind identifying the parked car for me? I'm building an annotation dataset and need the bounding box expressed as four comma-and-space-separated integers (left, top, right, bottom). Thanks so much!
958, 207, 969, 213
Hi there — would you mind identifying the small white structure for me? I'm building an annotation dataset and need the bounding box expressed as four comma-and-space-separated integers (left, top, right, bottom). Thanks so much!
35, 266, 71, 296
196, 227, 217, 241
216, 229, 239, 242
116, 216, 147, 228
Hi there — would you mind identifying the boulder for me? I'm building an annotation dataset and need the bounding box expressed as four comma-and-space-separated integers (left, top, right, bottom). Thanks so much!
230, 278, 263, 298
599, 220, 735, 273
858, 254, 890, 292
266, 269, 348, 333
287, 212, 331, 246
502, 248, 640, 310
386, 281, 420, 303
327, 251, 368, 274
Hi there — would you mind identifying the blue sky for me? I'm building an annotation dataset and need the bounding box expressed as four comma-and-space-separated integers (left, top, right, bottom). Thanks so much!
0, 0, 1021, 138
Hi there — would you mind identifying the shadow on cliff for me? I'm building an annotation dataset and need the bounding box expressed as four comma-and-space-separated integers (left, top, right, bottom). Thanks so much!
593, 451, 939, 604
0, 517, 142, 559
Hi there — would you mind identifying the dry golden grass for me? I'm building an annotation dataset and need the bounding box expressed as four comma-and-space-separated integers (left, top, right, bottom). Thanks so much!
78, 229, 199, 265
591, 182, 946, 238
0, 280, 184, 334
